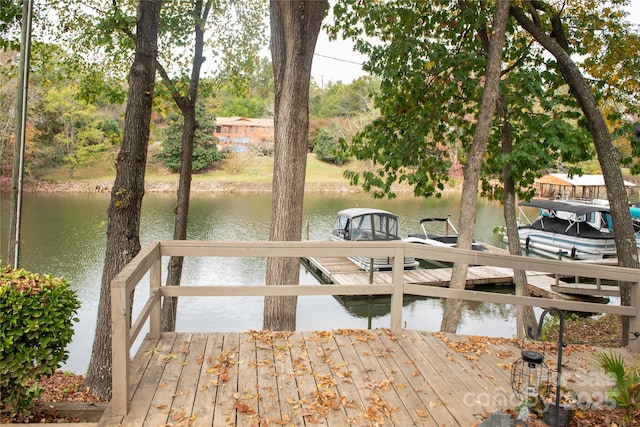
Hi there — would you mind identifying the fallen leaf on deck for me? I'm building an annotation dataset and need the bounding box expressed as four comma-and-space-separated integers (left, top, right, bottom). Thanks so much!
234, 403, 256, 414
161, 353, 178, 362
416, 408, 430, 417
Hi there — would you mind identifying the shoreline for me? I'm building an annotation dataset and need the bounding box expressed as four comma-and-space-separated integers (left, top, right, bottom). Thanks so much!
1, 178, 459, 194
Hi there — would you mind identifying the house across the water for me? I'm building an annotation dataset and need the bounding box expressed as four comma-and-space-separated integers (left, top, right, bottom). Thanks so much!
214, 117, 274, 152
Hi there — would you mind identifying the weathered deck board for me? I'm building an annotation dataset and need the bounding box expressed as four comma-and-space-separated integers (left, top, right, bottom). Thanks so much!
271, 332, 309, 426
127, 333, 178, 427
331, 332, 393, 423
99, 330, 639, 426
358, 334, 451, 425
212, 332, 241, 427
373, 330, 459, 425
191, 332, 223, 426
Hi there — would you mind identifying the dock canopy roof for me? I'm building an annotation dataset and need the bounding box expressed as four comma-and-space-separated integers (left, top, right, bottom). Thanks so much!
519, 199, 610, 216
537, 173, 635, 188
534, 173, 636, 199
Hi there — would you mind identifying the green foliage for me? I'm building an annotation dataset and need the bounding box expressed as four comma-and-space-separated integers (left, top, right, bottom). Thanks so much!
0, 266, 80, 421
313, 77, 379, 118
159, 104, 223, 173
538, 312, 581, 342
29, 84, 121, 176
211, 57, 274, 118
0, 0, 21, 50
596, 351, 640, 426
313, 125, 350, 165
214, 95, 266, 118
328, 0, 633, 201
330, 1, 490, 198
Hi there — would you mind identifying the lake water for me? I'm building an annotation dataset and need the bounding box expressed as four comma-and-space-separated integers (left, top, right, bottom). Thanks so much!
0, 190, 518, 374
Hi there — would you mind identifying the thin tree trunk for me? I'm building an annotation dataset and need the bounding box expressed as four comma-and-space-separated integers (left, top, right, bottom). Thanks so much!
161, 106, 195, 332
83, 0, 162, 399
264, 0, 327, 331
498, 97, 537, 338
159, 0, 210, 332
441, 0, 510, 333
511, 5, 639, 344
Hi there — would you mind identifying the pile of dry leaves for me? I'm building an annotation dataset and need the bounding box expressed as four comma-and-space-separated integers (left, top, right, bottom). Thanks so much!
0, 371, 107, 424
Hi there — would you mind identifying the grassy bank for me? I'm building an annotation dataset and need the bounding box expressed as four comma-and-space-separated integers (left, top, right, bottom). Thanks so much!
40, 153, 353, 185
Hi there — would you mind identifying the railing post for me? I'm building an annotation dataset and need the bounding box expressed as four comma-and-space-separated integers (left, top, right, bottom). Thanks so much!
389, 245, 404, 335
111, 278, 130, 416
629, 280, 640, 353
149, 254, 162, 339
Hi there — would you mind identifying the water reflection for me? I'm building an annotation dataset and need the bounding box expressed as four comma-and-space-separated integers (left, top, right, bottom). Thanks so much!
0, 191, 519, 373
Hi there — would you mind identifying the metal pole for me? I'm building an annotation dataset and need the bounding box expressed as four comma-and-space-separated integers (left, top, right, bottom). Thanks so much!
528, 307, 565, 427
9, 0, 33, 269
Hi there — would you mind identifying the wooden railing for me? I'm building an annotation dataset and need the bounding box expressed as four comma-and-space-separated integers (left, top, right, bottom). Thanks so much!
110, 240, 640, 416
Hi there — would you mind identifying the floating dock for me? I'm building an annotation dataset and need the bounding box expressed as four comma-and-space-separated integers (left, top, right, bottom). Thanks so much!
302, 256, 612, 302
302, 256, 514, 288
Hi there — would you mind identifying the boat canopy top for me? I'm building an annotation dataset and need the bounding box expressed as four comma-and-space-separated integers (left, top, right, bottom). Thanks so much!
336, 208, 396, 219
519, 200, 610, 216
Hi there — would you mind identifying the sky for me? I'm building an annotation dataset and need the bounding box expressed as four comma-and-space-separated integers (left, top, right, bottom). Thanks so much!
311, 29, 367, 86
310, 0, 640, 85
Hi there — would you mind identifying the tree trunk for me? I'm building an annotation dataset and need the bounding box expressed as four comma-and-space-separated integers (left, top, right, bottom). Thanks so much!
498, 98, 537, 338
264, 0, 327, 331
441, 0, 510, 333
83, 0, 161, 399
510, 5, 639, 343
161, 106, 195, 332
160, 0, 208, 332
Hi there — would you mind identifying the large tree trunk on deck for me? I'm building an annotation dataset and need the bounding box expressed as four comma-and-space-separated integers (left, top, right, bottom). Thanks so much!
441, 0, 511, 333
263, 0, 327, 331
83, 0, 162, 399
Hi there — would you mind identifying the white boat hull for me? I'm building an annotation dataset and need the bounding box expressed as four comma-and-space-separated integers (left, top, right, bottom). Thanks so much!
330, 235, 419, 270
516, 228, 617, 260
511, 199, 640, 260
348, 255, 419, 271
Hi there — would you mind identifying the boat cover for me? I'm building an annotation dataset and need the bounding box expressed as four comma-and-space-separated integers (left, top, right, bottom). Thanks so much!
524, 216, 612, 239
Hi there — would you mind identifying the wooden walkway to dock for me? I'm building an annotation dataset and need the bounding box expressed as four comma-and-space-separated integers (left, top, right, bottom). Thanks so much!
99, 329, 638, 426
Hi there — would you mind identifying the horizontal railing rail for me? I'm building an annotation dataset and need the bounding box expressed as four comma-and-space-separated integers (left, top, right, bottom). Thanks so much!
110, 240, 640, 416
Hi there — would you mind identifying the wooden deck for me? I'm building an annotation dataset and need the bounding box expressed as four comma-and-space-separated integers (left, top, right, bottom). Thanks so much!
99, 329, 639, 427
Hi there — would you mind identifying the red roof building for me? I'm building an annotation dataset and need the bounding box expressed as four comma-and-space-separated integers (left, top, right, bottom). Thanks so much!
215, 117, 274, 152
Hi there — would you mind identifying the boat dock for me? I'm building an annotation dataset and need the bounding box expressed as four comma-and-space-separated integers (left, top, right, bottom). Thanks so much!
303, 256, 514, 288
302, 256, 615, 301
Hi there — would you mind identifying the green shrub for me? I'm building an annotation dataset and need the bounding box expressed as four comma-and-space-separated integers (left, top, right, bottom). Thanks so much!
158, 103, 223, 173
596, 351, 640, 426
314, 126, 350, 165
0, 266, 80, 421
